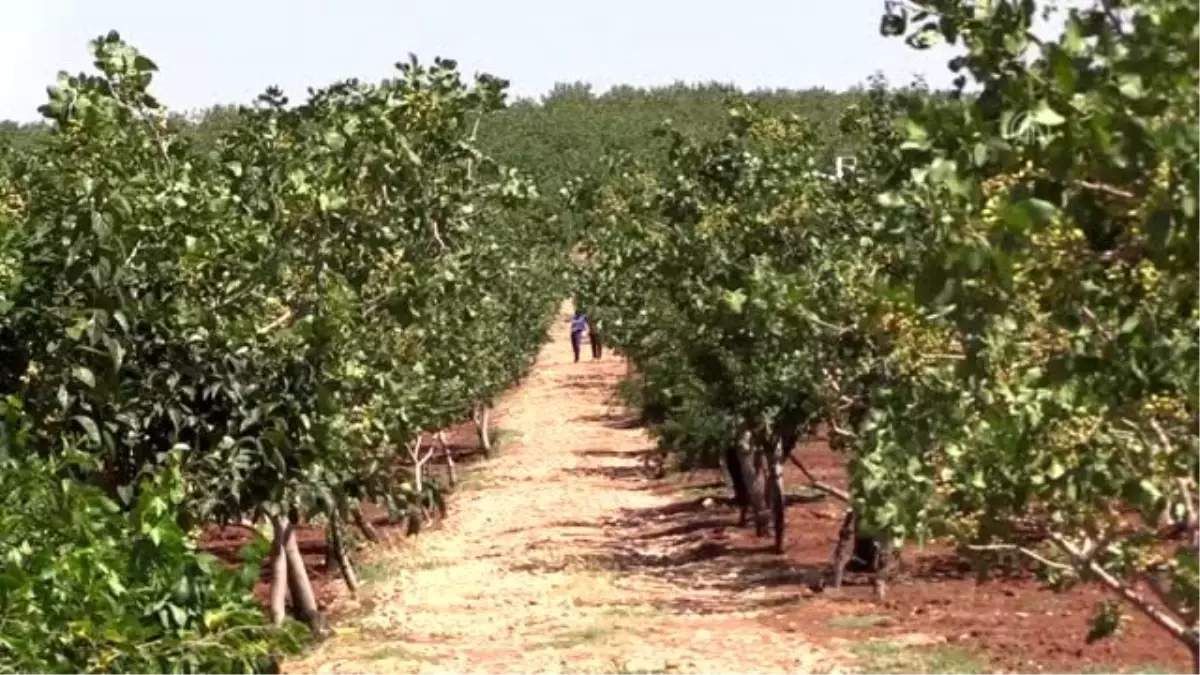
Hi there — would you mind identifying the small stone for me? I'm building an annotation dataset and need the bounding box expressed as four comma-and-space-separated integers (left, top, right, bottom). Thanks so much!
701, 497, 716, 509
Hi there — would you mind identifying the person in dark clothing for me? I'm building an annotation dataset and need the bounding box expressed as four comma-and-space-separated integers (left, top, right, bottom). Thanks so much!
589, 318, 603, 360
569, 310, 588, 363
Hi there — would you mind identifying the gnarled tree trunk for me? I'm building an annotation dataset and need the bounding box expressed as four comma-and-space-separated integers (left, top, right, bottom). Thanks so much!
734, 433, 768, 537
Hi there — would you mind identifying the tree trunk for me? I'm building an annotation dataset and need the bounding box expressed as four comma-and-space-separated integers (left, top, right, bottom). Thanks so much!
411, 437, 425, 495
328, 515, 359, 594
324, 530, 337, 574
475, 404, 493, 456
830, 509, 856, 589
722, 443, 750, 526
283, 511, 322, 633
873, 536, 893, 602
351, 505, 379, 542
768, 439, 786, 554
267, 514, 291, 626
438, 430, 457, 488
734, 435, 768, 537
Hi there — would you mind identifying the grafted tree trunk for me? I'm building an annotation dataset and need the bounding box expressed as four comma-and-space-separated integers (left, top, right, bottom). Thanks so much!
267, 514, 291, 626
283, 510, 322, 633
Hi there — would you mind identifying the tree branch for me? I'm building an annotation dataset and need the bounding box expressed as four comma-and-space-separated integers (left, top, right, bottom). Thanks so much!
964, 542, 1072, 571
1076, 179, 1136, 201
256, 308, 295, 335
1049, 533, 1199, 649
787, 452, 851, 503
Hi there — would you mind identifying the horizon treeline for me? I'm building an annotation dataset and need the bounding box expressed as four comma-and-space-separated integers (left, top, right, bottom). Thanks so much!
0, 76, 920, 187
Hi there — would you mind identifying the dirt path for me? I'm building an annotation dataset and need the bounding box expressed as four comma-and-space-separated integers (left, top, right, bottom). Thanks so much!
287, 306, 845, 675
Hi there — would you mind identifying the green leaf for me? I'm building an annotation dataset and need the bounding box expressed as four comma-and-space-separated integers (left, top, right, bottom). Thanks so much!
1118, 314, 1140, 335
722, 289, 747, 314
1116, 74, 1144, 99
1031, 101, 1066, 127
73, 416, 101, 445
1047, 460, 1066, 480
71, 366, 95, 389
972, 142, 989, 167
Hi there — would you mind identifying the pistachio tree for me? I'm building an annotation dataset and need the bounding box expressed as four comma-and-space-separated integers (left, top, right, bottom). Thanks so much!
859, 0, 1198, 657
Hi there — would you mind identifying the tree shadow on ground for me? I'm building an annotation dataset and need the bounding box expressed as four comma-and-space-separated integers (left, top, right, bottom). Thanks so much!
575, 447, 657, 460
504, 485, 833, 618
571, 413, 643, 429
558, 375, 612, 392
561, 465, 652, 482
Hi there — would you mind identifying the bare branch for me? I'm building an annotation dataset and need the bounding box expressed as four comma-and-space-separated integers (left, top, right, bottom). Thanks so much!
1141, 567, 1195, 626
256, 308, 295, 335
965, 542, 1072, 571
798, 304, 851, 334
409, 436, 434, 468
787, 452, 851, 503
1080, 307, 1116, 343
466, 114, 482, 182
429, 221, 448, 251
1049, 533, 1199, 649
122, 241, 144, 268
1076, 179, 1136, 201
830, 422, 858, 439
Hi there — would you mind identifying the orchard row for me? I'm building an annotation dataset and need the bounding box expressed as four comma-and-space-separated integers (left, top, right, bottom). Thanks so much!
570, 0, 1198, 662
0, 34, 564, 672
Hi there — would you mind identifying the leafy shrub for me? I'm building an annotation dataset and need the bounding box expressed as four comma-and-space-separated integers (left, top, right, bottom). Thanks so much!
0, 398, 304, 674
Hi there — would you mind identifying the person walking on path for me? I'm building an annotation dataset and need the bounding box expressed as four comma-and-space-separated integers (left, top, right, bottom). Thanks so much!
589, 317, 603, 360
569, 310, 588, 363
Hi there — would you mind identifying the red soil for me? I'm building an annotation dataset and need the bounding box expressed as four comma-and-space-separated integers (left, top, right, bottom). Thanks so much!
639, 437, 1195, 673
196, 422, 482, 612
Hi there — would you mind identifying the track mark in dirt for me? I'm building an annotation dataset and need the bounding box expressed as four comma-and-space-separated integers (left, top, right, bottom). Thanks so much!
286, 305, 846, 675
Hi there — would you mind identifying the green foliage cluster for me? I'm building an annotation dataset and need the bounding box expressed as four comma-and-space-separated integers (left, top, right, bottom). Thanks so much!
0, 397, 305, 673
0, 31, 562, 672
571, 0, 1198, 659
569, 85, 897, 548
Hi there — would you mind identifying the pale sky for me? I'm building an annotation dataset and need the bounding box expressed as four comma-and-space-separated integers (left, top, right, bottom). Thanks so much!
0, 0, 965, 122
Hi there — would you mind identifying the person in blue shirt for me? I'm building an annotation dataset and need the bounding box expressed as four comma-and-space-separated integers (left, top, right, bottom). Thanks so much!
569, 310, 588, 363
